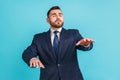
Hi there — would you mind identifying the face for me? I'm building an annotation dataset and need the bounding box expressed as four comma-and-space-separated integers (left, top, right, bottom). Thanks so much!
47, 9, 64, 29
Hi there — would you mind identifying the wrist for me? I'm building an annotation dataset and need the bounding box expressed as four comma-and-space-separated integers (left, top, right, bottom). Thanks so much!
30, 57, 37, 62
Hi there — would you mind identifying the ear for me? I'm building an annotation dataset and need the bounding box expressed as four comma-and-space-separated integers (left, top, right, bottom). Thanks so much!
46, 18, 50, 24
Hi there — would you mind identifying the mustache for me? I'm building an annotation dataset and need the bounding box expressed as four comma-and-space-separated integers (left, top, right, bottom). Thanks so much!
55, 19, 62, 22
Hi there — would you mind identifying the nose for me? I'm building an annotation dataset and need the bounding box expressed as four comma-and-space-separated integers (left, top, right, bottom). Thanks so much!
56, 15, 60, 19
55, 17, 60, 21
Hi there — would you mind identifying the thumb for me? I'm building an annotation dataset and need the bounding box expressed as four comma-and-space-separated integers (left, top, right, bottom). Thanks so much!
76, 41, 81, 46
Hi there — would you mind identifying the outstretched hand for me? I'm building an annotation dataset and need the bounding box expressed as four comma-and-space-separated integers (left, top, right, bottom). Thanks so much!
76, 38, 95, 46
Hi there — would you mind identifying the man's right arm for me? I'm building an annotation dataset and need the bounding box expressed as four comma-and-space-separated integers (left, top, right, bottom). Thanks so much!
22, 35, 45, 68
22, 35, 38, 66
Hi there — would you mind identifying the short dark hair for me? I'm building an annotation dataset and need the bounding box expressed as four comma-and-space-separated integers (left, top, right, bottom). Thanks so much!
47, 6, 61, 17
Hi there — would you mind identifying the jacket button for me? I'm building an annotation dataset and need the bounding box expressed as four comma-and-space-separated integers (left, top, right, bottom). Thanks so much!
58, 64, 60, 67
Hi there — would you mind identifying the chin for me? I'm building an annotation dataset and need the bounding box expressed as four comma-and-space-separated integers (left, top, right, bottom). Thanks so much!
51, 22, 64, 28
55, 26, 62, 28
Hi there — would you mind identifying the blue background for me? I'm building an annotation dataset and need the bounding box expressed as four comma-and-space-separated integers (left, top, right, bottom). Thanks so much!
0, 0, 120, 80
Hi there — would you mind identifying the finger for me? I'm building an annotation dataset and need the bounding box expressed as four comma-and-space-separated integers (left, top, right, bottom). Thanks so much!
36, 62, 39, 68
83, 38, 86, 42
91, 39, 95, 42
85, 38, 93, 42
85, 38, 95, 43
86, 38, 91, 41
38, 61, 45, 69
76, 39, 86, 46
30, 60, 35, 67
40, 63, 45, 69
88, 39, 95, 42
30, 61, 33, 67
76, 42, 79, 46
33, 62, 36, 67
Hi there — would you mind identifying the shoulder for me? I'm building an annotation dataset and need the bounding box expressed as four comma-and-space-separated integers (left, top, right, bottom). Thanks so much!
33, 30, 49, 39
67, 29, 79, 32
64, 28, 80, 34
34, 32, 47, 37
61, 28, 82, 38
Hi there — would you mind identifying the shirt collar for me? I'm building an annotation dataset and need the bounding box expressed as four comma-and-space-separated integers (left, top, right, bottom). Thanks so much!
50, 27, 62, 33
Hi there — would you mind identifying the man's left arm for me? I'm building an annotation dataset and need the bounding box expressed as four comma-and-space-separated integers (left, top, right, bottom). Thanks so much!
75, 30, 95, 51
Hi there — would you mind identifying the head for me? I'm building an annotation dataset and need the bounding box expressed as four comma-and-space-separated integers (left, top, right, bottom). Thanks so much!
46, 6, 64, 30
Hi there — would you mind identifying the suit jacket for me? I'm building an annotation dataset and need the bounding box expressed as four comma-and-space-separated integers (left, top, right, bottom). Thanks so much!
22, 28, 93, 80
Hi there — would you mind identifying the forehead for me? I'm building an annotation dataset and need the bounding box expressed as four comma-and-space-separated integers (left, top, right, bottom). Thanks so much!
49, 9, 62, 14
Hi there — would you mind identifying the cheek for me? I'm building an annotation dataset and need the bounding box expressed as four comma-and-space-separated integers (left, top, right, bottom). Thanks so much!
50, 17, 56, 22
60, 17, 64, 21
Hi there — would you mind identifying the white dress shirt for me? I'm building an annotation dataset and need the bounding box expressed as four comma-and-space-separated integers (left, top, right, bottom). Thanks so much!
50, 27, 62, 46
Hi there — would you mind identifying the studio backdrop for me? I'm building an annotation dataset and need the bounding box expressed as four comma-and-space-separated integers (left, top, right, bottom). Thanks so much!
0, 0, 120, 80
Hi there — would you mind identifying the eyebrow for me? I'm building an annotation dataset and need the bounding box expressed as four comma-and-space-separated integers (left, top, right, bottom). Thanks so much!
51, 13, 56, 15
59, 12, 62, 14
51, 12, 63, 15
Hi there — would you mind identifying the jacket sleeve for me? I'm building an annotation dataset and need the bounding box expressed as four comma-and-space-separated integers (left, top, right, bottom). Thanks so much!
75, 30, 93, 51
22, 35, 38, 66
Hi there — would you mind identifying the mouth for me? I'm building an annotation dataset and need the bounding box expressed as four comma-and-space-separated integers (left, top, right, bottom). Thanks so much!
56, 20, 61, 22
51, 20, 64, 28
56, 22, 62, 26
55, 20, 60, 24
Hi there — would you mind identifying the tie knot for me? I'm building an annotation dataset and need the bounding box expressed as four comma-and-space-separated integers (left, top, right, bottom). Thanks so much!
54, 31, 59, 35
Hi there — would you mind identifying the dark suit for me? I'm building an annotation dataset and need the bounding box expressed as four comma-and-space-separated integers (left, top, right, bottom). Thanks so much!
22, 28, 93, 80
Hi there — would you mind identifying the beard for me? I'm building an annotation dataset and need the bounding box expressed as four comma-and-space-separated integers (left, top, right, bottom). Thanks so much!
50, 20, 64, 28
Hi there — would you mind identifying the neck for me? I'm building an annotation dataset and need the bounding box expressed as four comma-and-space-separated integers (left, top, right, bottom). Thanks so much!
51, 26, 62, 31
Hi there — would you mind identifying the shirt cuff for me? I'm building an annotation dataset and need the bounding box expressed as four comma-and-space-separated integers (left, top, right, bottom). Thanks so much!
83, 44, 90, 48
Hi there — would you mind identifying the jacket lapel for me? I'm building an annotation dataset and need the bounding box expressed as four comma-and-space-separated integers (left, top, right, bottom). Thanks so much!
45, 30, 57, 63
58, 28, 68, 62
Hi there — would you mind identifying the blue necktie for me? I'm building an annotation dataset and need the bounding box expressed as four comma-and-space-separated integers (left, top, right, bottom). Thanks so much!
53, 31, 59, 57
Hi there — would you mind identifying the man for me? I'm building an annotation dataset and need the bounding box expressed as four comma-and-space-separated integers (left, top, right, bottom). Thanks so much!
22, 6, 94, 80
